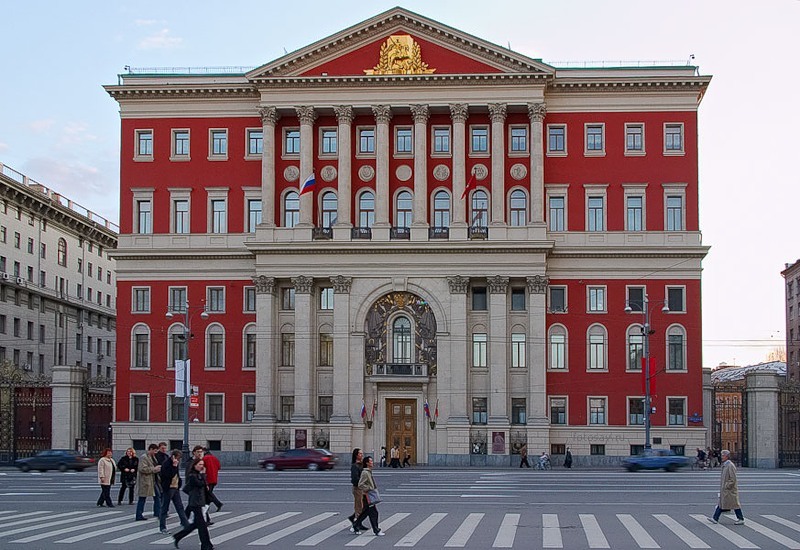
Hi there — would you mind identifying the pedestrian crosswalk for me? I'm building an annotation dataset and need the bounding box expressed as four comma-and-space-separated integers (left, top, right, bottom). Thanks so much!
2, 508, 800, 548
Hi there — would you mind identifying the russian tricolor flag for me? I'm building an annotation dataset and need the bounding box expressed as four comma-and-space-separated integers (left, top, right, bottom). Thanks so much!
424, 399, 431, 419
299, 171, 316, 195
360, 400, 367, 420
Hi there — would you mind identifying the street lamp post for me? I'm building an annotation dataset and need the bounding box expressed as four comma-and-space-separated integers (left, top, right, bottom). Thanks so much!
625, 293, 668, 451
166, 302, 208, 463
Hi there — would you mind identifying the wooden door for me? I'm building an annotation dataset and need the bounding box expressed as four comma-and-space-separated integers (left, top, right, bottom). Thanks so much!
387, 399, 416, 464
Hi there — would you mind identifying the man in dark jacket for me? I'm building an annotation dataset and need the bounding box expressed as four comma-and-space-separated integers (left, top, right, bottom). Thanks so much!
154, 442, 169, 506
347, 448, 368, 533
158, 450, 190, 534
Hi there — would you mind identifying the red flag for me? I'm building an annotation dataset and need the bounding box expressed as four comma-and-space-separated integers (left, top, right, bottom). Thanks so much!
641, 357, 656, 396
460, 170, 477, 200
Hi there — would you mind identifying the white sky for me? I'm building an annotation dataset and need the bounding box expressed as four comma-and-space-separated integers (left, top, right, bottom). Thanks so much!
1, 0, 798, 368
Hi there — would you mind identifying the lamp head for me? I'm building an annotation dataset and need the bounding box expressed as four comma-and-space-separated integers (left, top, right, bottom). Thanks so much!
165, 311, 174, 319
661, 305, 670, 313
200, 311, 209, 320
624, 305, 633, 313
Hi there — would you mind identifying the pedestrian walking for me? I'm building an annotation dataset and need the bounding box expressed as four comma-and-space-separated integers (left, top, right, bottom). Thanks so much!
402, 447, 411, 468
708, 449, 745, 525
159, 450, 190, 534
379, 446, 387, 468
353, 456, 384, 536
117, 447, 138, 505
154, 442, 169, 511
96, 448, 117, 508
135, 444, 162, 521
564, 447, 573, 468
347, 448, 368, 533
519, 445, 530, 468
172, 458, 214, 550
390, 445, 400, 468
202, 448, 224, 525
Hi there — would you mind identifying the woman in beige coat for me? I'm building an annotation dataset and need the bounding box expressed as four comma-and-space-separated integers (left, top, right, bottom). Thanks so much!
708, 449, 744, 524
96, 448, 117, 508
353, 456, 384, 536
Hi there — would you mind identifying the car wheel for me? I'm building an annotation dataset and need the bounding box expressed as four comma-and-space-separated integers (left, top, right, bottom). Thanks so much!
58, 464, 68, 472
665, 463, 678, 472
627, 465, 640, 472
307, 462, 319, 471
77, 468, 85, 472
19, 464, 30, 472
265, 463, 276, 471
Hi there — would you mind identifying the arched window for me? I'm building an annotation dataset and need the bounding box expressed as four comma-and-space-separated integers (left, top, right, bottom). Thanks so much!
321, 192, 337, 228
359, 191, 375, 228
392, 317, 412, 363
587, 324, 607, 370
470, 190, 488, 227
57, 238, 67, 266
206, 324, 225, 370
131, 324, 150, 369
548, 325, 567, 370
627, 325, 644, 371
243, 323, 257, 369
396, 190, 413, 228
283, 191, 300, 227
433, 190, 451, 228
509, 189, 527, 226
167, 324, 187, 371
667, 325, 686, 370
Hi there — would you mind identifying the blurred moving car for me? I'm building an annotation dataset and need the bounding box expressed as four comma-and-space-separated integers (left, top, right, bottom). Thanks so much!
623, 449, 692, 472
14, 449, 96, 472
258, 448, 337, 471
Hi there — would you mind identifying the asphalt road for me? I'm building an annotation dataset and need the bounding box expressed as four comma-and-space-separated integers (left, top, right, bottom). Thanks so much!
1, 465, 799, 549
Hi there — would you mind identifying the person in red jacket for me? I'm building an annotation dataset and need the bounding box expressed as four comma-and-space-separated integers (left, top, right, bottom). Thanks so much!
202, 448, 224, 525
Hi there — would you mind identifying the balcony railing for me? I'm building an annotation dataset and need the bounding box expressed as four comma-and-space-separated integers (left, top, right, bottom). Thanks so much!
429, 227, 449, 239
312, 227, 333, 240
390, 227, 410, 240
469, 226, 488, 240
351, 227, 372, 240
373, 363, 428, 377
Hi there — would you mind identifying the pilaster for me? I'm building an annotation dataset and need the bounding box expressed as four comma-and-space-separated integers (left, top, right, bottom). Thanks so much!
528, 103, 546, 225
488, 103, 507, 228
252, 275, 277, 423
330, 275, 353, 422
488, 276, 509, 424
50, 365, 86, 449
450, 104, 469, 239
291, 275, 315, 422
527, 275, 549, 425
373, 105, 392, 239
258, 107, 279, 229
446, 276, 470, 424
411, 104, 430, 241
296, 106, 317, 228
334, 106, 354, 239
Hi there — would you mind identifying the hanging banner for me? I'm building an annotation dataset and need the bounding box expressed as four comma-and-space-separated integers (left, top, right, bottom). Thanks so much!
175, 359, 191, 397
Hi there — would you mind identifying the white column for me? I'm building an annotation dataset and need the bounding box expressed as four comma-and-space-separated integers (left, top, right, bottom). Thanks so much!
330, 275, 353, 422
488, 276, 509, 424
372, 105, 392, 239
253, 275, 277, 421
528, 103, 546, 224
450, 104, 469, 239
446, 276, 470, 424
410, 104, 429, 240
527, 275, 549, 423
488, 103, 507, 227
296, 106, 317, 228
333, 106, 354, 240
291, 275, 314, 422
258, 107, 279, 228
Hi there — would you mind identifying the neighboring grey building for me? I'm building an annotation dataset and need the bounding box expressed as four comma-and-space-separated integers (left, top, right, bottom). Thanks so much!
0, 162, 118, 379
782, 260, 800, 381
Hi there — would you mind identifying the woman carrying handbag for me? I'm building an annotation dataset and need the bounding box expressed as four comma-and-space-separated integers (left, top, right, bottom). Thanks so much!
172, 458, 214, 550
96, 448, 117, 508
353, 456, 384, 536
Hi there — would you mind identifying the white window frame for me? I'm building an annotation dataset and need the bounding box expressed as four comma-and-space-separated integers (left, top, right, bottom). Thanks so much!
134, 129, 154, 161
131, 287, 151, 313
168, 286, 187, 313
205, 393, 225, 423
169, 188, 192, 235
431, 126, 452, 157
667, 396, 687, 426
666, 323, 688, 372
243, 286, 256, 313
171, 129, 191, 161
243, 393, 256, 423
469, 124, 490, 156
586, 324, 607, 371
548, 285, 568, 314
205, 323, 226, 370
207, 188, 229, 234
623, 183, 648, 232
508, 188, 528, 227
319, 127, 338, 158
207, 286, 226, 313
547, 124, 567, 156
548, 324, 568, 370
243, 187, 262, 233
242, 323, 257, 370
394, 126, 413, 157
546, 184, 568, 232
320, 287, 334, 310
662, 183, 687, 231
167, 323, 187, 372
245, 128, 263, 159
584, 123, 606, 157
282, 189, 300, 228
283, 127, 300, 158
584, 184, 608, 232
167, 393, 185, 422
208, 128, 228, 160
663, 123, 685, 156
626, 324, 644, 372
588, 396, 607, 425
549, 396, 568, 425
132, 188, 154, 235
472, 332, 488, 368
511, 332, 526, 368
624, 123, 646, 156
587, 286, 607, 313
665, 285, 687, 313
627, 396, 645, 426
431, 188, 451, 229
130, 393, 150, 422
130, 324, 151, 371
356, 126, 376, 157
508, 125, 529, 156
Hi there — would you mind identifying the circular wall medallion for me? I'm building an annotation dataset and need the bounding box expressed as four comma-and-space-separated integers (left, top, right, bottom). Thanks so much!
432, 164, 450, 181
510, 163, 528, 180
358, 165, 375, 182
283, 165, 300, 182
473, 163, 488, 180
396, 165, 412, 182
320, 165, 337, 182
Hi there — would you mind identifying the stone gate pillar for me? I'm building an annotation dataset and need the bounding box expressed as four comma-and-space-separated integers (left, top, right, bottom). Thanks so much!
745, 371, 779, 468
51, 365, 86, 450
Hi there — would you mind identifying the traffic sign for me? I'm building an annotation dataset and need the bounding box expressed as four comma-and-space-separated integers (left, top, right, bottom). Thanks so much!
190, 395, 199, 408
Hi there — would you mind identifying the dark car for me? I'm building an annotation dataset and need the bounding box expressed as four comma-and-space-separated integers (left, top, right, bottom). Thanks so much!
622, 449, 692, 472
258, 448, 337, 471
14, 449, 96, 472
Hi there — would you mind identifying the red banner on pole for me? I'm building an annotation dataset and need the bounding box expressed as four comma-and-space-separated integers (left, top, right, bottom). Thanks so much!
641, 357, 656, 396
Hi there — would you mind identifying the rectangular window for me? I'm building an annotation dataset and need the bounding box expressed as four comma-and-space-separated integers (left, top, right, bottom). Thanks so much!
281, 288, 295, 310
511, 288, 526, 311
433, 127, 451, 154
548, 125, 566, 153
208, 333, 224, 368
511, 333, 526, 368
319, 333, 333, 366
14, 232, 20, 248
132, 395, 149, 422
590, 444, 605, 456
132, 288, 150, 313
588, 287, 606, 312
472, 333, 488, 368
587, 196, 604, 231
321, 128, 337, 155
169, 395, 185, 422
666, 195, 684, 231
280, 396, 294, 422
358, 128, 375, 154
626, 196, 643, 231
548, 196, 565, 231
589, 397, 606, 425
244, 394, 256, 422
395, 127, 412, 154
510, 127, 528, 153
27, 237, 34, 254
667, 287, 685, 312
550, 397, 566, 424
472, 397, 487, 425
511, 398, 526, 425
211, 199, 227, 233
245, 333, 256, 369
281, 333, 295, 366
137, 200, 152, 234
207, 287, 225, 312
137, 130, 153, 157
318, 396, 333, 423
169, 287, 187, 313
173, 130, 190, 157
248, 199, 262, 232
627, 287, 644, 312
472, 287, 487, 311
668, 398, 685, 425
629, 398, 644, 425
470, 126, 489, 153
174, 200, 189, 234
549, 286, 566, 313
247, 129, 263, 155
40, 243, 46, 259
628, 332, 644, 371
206, 394, 224, 422
664, 124, 684, 153
589, 334, 605, 370
244, 287, 256, 312
585, 124, 604, 153
320, 287, 334, 310
625, 124, 644, 153
285, 129, 300, 155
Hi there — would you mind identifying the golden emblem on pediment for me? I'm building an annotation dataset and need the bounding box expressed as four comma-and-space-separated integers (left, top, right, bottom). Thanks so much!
365, 35, 436, 75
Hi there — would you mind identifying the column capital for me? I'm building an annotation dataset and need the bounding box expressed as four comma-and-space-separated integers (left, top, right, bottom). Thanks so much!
253, 275, 276, 295
295, 106, 317, 125
411, 104, 430, 124
292, 276, 314, 294
258, 106, 280, 125
527, 102, 547, 123
449, 103, 469, 124
527, 275, 549, 294
488, 103, 507, 123
330, 275, 352, 294
447, 275, 470, 294
372, 105, 393, 124
334, 105, 355, 125
487, 276, 509, 294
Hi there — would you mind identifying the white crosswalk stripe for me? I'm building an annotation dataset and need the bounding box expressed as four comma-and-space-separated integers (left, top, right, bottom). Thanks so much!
740, 517, 800, 549
249, 512, 338, 545
0, 510, 50, 523
12, 512, 128, 543
691, 514, 760, 549
764, 515, 800, 533
493, 513, 519, 548
542, 513, 563, 548
617, 514, 660, 548
212, 512, 300, 544
580, 513, 610, 548
0, 510, 89, 538
345, 513, 410, 546
395, 512, 447, 547
654, 513, 710, 548
444, 513, 484, 548
109, 511, 235, 544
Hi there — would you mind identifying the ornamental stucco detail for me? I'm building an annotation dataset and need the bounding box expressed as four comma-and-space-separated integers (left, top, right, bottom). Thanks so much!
527, 275, 550, 294
283, 166, 300, 182
449, 103, 468, 123
364, 35, 436, 75
252, 275, 276, 295
447, 275, 469, 294
528, 102, 547, 122
258, 106, 280, 125
410, 104, 430, 124
320, 165, 337, 182
295, 105, 317, 125
333, 105, 355, 125
330, 275, 352, 294
488, 276, 509, 294
473, 164, 489, 181
291, 276, 314, 294
488, 103, 507, 123
358, 165, 375, 182
395, 165, 412, 182
432, 164, 450, 182
510, 163, 528, 181
372, 105, 393, 124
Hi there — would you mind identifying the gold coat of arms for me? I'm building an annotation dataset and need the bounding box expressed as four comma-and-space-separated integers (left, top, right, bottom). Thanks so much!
365, 35, 436, 75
